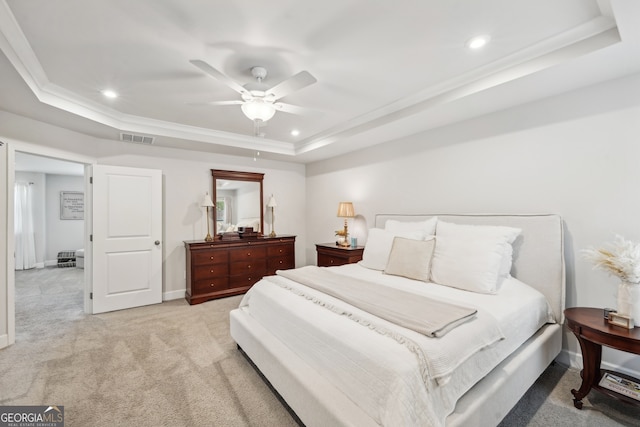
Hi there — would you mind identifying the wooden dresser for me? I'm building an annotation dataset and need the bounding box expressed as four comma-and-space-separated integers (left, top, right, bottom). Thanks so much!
185, 235, 296, 305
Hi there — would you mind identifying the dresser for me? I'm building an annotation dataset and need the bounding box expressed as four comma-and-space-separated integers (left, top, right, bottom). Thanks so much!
316, 243, 364, 267
185, 235, 296, 305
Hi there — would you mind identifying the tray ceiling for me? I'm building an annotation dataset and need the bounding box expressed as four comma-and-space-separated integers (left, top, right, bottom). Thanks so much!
1, 0, 639, 163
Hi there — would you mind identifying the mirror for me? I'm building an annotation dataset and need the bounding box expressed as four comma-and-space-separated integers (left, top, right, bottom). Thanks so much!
212, 169, 264, 236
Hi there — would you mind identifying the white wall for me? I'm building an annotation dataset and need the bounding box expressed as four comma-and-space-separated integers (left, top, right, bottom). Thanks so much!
307, 71, 640, 376
45, 174, 84, 263
14, 171, 46, 267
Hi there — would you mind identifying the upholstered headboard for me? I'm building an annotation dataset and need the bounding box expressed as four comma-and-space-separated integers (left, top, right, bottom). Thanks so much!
374, 214, 566, 323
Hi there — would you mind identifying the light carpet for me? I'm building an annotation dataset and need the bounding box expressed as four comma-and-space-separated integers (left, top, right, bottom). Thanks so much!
2, 267, 639, 426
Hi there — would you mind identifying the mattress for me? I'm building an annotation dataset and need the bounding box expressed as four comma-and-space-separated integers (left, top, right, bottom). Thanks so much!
236, 263, 554, 426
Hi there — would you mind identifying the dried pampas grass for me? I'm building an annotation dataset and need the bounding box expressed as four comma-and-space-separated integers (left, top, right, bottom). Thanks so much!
582, 235, 640, 285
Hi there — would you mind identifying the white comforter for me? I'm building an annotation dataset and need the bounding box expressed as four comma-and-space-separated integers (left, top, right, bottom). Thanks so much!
238, 264, 554, 426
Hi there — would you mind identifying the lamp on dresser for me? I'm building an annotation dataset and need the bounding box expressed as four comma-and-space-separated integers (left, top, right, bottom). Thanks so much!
267, 194, 277, 238
336, 202, 355, 247
201, 192, 215, 242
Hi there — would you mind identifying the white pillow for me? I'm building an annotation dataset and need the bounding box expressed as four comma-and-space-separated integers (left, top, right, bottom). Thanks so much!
385, 217, 437, 236
384, 236, 436, 282
359, 228, 425, 270
430, 221, 521, 294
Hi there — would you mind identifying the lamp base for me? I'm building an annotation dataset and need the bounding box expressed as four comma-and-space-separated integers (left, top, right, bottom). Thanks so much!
269, 231, 276, 238
336, 234, 350, 247
204, 233, 213, 242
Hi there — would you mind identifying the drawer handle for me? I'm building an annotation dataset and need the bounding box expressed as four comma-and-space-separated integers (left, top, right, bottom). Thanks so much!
210, 270, 214, 273
210, 256, 214, 260
279, 249, 283, 253
247, 252, 251, 256
210, 283, 215, 287
248, 265, 252, 269
279, 260, 283, 264
330, 260, 334, 264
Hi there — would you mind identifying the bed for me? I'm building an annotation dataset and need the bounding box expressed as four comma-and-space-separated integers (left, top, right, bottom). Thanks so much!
230, 214, 565, 426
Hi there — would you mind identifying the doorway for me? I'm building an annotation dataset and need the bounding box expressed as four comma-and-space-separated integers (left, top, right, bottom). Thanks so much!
13, 151, 87, 341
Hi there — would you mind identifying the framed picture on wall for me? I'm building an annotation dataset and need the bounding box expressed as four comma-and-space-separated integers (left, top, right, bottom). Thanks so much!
60, 191, 84, 220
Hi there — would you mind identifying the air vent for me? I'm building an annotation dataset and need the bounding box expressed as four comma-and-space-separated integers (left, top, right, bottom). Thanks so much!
120, 133, 154, 145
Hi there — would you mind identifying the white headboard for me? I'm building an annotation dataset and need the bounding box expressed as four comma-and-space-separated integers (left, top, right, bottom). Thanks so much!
375, 214, 566, 323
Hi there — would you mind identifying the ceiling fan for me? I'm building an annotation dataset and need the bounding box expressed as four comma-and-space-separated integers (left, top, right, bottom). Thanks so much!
190, 59, 317, 123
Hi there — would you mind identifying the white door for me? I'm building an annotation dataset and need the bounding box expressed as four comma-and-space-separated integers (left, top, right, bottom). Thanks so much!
91, 165, 162, 314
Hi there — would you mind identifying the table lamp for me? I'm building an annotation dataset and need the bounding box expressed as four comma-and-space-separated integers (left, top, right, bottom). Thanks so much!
201, 192, 215, 242
336, 202, 355, 247
267, 194, 277, 237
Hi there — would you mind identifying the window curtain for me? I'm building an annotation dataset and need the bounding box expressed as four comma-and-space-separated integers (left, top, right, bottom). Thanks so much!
14, 182, 37, 270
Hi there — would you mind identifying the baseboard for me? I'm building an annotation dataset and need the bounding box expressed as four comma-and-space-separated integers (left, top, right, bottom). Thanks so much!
44, 260, 57, 267
163, 289, 185, 301
34, 262, 44, 269
0, 333, 8, 349
559, 348, 640, 379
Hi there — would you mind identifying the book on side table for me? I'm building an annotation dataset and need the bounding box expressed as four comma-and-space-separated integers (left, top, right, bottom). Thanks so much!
599, 372, 640, 401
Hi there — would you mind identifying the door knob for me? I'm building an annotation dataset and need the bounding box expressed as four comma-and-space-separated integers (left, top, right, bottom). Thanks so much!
155, 240, 160, 245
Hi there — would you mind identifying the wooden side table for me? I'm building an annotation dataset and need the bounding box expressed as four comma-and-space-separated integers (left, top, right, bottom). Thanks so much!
316, 243, 364, 267
564, 307, 640, 408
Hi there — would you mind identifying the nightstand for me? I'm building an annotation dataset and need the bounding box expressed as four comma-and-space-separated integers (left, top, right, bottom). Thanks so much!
565, 307, 640, 409
316, 243, 364, 267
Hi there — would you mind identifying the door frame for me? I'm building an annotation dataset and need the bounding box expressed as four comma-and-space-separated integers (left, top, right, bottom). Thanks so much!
2, 138, 95, 347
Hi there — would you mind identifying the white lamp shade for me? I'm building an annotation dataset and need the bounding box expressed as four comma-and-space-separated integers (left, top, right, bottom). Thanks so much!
241, 99, 276, 122
267, 195, 277, 208
201, 193, 214, 208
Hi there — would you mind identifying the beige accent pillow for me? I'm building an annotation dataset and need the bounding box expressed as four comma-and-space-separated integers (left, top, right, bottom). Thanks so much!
384, 236, 436, 282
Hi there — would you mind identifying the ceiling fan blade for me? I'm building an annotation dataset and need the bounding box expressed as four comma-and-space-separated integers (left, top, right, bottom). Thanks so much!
207, 100, 244, 106
266, 71, 317, 101
273, 102, 308, 115
190, 59, 248, 96
186, 100, 244, 107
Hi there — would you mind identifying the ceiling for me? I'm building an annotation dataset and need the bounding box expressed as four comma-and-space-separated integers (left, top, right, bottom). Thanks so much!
15, 152, 84, 176
1, 0, 640, 163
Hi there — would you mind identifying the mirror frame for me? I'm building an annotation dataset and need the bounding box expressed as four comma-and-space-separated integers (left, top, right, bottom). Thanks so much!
211, 169, 264, 236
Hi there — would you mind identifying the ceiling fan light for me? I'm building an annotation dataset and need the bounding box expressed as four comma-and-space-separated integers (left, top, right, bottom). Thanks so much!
241, 99, 276, 122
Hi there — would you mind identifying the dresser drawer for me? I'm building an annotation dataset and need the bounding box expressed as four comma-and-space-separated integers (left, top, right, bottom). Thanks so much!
267, 256, 295, 273
229, 274, 262, 288
230, 259, 266, 276
267, 244, 293, 257
317, 253, 349, 267
192, 277, 229, 294
191, 250, 229, 266
192, 264, 228, 281
229, 246, 267, 262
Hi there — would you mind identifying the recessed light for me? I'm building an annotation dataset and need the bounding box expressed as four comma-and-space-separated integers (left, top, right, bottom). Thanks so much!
466, 35, 491, 50
290, 129, 300, 137
101, 89, 118, 99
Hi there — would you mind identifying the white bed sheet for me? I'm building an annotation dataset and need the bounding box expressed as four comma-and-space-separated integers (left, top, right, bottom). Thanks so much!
238, 264, 554, 427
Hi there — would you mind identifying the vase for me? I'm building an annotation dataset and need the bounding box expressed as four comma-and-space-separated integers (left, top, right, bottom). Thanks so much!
617, 281, 640, 324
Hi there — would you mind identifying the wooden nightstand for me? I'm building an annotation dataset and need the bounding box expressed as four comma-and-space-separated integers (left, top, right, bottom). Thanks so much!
316, 243, 364, 267
565, 307, 640, 409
